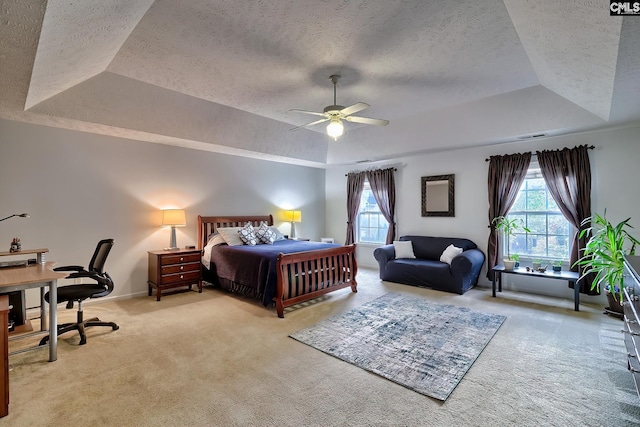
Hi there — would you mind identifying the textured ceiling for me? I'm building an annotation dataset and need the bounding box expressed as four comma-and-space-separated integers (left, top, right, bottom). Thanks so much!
1, 0, 639, 166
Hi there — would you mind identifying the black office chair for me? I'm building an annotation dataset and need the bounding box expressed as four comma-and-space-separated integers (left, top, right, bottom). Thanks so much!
40, 239, 119, 346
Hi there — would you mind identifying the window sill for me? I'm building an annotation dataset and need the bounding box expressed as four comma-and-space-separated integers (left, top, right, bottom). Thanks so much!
357, 242, 386, 248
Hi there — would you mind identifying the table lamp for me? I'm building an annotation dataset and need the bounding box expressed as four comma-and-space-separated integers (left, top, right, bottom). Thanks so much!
285, 210, 301, 238
161, 209, 186, 250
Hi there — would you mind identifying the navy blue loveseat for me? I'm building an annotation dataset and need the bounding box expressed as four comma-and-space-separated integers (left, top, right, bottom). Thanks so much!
373, 235, 485, 294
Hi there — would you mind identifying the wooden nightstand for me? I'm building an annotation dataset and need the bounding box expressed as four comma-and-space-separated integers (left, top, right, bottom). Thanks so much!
147, 249, 202, 301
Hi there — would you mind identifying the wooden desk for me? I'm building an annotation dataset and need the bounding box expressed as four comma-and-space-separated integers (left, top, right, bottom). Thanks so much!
491, 265, 581, 311
0, 263, 66, 361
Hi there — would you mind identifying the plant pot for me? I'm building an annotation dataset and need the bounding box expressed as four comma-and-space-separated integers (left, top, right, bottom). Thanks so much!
532, 262, 541, 271
503, 259, 516, 270
552, 266, 562, 272
606, 290, 624, 315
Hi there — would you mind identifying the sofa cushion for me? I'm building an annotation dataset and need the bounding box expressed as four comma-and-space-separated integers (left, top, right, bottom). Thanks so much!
386, 258, 453, 288
400, 236, 477, 260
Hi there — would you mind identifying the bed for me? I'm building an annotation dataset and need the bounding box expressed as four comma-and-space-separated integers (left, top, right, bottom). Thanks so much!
198, 215, 357, 317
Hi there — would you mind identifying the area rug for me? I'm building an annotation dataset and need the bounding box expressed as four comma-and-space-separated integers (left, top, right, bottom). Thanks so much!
289, 293, 506, 400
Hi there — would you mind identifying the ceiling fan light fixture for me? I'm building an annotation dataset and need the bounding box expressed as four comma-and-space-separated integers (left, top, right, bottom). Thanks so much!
326, 119, 344, 140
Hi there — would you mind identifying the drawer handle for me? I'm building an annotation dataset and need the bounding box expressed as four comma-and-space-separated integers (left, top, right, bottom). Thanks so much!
180, 274, 184, 279
180, 257, 184, 262
180, 266, 184, 270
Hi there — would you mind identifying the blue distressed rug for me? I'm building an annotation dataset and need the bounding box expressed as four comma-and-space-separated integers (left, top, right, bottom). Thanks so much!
289, 293, 506, 400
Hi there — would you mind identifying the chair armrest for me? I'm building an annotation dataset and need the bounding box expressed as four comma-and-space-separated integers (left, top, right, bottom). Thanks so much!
373, 245, 395, 264
53, 265, 85, 272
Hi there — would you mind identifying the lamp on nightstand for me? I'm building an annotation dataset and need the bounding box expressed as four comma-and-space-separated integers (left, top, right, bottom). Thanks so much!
285, 210, 301, 239
161, 209, 186, 250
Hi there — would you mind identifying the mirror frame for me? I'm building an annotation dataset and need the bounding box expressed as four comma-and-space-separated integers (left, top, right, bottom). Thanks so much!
421, 174, 455, 217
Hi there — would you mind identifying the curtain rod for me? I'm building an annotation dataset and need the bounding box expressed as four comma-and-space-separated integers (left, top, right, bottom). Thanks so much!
345, 167, 397, 177
484, 145, 595, 162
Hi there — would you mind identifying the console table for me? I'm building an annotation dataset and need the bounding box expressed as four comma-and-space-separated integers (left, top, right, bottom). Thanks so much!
491, 265, 581, 311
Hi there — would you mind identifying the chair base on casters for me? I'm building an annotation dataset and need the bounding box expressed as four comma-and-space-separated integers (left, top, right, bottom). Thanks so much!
39, 304, 119, 346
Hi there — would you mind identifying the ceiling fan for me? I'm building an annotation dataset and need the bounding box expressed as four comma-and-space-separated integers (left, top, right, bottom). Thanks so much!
289, 74, 389, 140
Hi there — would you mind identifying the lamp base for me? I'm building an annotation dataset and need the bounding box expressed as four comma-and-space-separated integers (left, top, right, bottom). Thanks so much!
165, 226, 179, 251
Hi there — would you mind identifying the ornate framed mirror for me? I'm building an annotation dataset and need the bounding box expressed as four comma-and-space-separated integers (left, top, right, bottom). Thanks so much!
421, 174, 455, 217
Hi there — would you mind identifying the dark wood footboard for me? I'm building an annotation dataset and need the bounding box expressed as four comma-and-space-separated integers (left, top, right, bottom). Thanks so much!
275, 244, 357, 318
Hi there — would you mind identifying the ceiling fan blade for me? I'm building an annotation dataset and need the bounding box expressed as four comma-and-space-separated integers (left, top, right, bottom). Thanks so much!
289, 109, 327, 117
340, 102, 369, 116
289, 117, 329, 131
345, 116, 389, 126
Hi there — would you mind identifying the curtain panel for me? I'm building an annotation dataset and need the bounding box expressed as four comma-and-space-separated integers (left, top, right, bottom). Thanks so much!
486, 152, 532, 279
345, 172, 366, 245
366, 168, 396, 244
537, 145, 594, 294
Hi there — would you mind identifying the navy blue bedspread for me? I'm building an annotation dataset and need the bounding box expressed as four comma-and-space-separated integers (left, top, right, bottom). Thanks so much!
208, 240, 339, 305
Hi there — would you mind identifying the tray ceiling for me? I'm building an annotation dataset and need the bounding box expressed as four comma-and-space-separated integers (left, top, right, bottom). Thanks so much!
1, 0, 639, 166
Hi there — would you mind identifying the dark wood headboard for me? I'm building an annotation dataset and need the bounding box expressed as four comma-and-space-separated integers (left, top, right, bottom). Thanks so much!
197, 215, 274, 249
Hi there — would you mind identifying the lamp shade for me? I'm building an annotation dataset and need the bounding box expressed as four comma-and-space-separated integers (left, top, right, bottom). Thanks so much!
286, 210, 302, 223
161, 209, 186, 227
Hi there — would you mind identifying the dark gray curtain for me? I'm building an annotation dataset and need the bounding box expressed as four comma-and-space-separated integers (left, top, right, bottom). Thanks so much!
345, 171, 366, 245
366, 168, 396, 244
487, 152, 532, 279
537, 145, 594, 294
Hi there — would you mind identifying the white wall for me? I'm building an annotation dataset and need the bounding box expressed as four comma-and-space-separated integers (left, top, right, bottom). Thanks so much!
326, 124, 640, 303
0, 119, 326, 303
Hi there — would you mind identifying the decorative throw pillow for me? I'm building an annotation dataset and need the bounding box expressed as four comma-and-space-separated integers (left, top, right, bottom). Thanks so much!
238, 222, 258, 246
393, 240, 416, 259
440, 244, 463, 265
255, 222, 276, 244
217, 227, 244, 246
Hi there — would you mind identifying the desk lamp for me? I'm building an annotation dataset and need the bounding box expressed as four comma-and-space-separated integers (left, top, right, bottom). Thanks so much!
161, 209, 186, 250
0, 213, 29, 222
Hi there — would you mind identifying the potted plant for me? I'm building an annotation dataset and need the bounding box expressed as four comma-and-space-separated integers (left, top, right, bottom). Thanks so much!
552, 260, 562, 272
574, 211, 640, 315
492, 216, 530, 270
511, 253, 520, 268
532, 258, 543, 271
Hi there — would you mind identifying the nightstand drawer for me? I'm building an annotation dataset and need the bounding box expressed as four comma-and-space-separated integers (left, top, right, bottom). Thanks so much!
160, 270, 201, 285
160, 253, 200, 265
161, 262, 200, 275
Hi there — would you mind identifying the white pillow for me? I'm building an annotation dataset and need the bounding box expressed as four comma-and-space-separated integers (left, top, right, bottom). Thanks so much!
217, 227, 244, 246
270, 226, 285, 241
238, 223, 258, 246
206, 233, 226, 246
255, 222, 276, 244
393, 240, 416, 259
440, 244, 463, 265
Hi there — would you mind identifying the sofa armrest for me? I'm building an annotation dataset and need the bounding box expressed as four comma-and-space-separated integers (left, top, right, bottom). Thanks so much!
373, 244, 395, 263
373, 244, 396, 280
450, 248, 485, 274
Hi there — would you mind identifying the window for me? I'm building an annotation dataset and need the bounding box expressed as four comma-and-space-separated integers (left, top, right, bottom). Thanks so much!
505, 163, 572, 261
357, 181, 389, 244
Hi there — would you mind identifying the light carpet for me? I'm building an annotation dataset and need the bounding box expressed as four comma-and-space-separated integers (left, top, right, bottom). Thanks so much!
290, 292, 506, 400
4, 268, 640, 426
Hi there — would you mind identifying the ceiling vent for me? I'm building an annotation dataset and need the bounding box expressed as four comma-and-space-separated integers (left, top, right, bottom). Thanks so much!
517, 133, 547, 140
